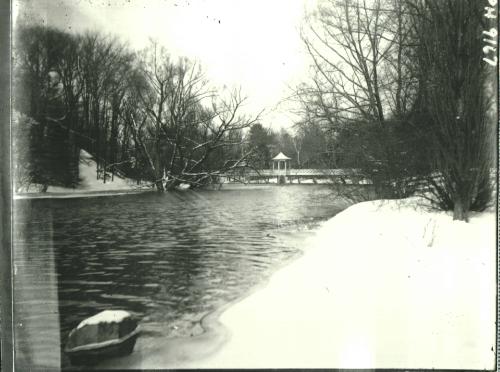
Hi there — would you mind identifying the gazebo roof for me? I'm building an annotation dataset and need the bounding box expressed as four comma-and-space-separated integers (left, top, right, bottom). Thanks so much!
272, 152, 291, 161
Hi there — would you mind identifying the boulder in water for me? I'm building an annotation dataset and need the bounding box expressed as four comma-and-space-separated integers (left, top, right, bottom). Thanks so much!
64, 310, 140, 365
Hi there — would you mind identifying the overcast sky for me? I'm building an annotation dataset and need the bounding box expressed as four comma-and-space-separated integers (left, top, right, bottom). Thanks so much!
14, 0, 317, 130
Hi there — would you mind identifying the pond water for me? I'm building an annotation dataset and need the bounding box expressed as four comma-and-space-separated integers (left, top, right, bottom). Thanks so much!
13, 185, 348, 368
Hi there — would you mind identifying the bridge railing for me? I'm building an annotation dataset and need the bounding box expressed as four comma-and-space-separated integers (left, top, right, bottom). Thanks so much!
244, 169, 359, 177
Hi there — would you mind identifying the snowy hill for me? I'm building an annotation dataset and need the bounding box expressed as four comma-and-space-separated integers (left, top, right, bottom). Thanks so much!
48, 150, 136, 192
15, 150, 148, 198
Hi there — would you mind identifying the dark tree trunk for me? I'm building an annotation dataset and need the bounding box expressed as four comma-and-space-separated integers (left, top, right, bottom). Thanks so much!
453, 198, 469, 222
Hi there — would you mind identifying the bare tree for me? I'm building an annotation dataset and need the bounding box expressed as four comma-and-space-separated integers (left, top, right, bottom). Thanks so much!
297, 0, 426, 198
301, 0, 413, 124
132, 41, 260, 190
163, 89, 260, 190
14, 25, 83, 189
76, 33, 127, 174
12, 113, 36, 192
291, 134, 303, 168
408, 0, 495, 221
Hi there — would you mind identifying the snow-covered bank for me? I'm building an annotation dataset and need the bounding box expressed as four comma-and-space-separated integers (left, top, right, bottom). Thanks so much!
15, 150, 150, 199
199, 198, 496, 369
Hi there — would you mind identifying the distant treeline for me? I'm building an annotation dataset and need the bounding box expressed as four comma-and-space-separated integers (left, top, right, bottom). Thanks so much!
13, 25, 265, 191
12, 23, 344, 192
13, 0, 496, 221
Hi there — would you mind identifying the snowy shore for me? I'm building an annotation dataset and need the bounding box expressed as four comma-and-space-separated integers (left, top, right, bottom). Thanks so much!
95, 197, 495, 370
197, 198, 496, 369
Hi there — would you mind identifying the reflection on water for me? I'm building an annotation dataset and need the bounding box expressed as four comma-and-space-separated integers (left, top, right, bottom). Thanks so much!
14, 185, 347, 368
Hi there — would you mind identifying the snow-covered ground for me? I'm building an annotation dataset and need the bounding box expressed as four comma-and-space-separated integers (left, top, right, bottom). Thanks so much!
197, 198, 496, 369
15, 150, 149, 199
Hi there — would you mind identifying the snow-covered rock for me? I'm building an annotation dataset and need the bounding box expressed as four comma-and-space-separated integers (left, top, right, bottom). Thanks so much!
65, 310, 140, 365
66, 310, 138, 351
176, 183, 191, 190
76, 310, 132, 329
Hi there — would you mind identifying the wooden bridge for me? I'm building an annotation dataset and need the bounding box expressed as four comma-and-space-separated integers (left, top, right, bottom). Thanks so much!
222, 168, 363, 184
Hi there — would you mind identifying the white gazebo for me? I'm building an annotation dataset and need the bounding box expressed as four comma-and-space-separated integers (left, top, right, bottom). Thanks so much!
272, 152, 291, 174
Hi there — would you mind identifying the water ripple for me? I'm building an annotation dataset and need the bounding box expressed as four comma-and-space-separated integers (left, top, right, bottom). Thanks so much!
14, 186, 347, 368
